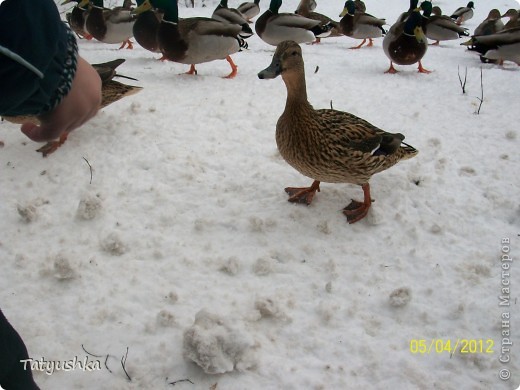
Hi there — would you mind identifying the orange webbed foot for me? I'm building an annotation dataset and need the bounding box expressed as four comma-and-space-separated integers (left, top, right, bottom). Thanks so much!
36, 133, 69, 157
285, 180, 321, 205
342, 183, 372, 224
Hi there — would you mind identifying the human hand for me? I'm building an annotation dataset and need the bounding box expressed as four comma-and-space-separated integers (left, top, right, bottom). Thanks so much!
21, 56, 102, 142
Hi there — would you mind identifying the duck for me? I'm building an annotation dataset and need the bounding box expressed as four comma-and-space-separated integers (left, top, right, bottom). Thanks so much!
3, 59, 142, 156
338, 0, 386, 49
63, 0, 93, 40
473, 9, 504, 36
257, 40, 418, 223
86, 0, 136, 49
237, 0, 261, 23
419, 2, 469, 45
450, 2, 474, 25
295, 0, 342, 44
503, 9, 520, 30
462, 26, 520, 66
132, 0, 250, 78
212, 0, 254, 37
353, 0, 366, 13
255, 0, 332, 46
383, 9, 429, 73
132, 0, 164, 54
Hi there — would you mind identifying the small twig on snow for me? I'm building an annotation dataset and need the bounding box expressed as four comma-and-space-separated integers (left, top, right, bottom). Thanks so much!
457, 65, 467, 94
104, 355, 113, 374
169, 378, 194, 386
314, 65, 319, 74
475, 67, 484, 115
121, 347, 131, 381
83, 157, 93, 184
81, 344, 104, 358
330, 100, 334, 110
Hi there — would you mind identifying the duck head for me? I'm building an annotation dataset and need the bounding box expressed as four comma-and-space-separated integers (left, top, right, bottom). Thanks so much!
258, 40, 303, 80
404, 10, 427, 43
339, 1, 356, 18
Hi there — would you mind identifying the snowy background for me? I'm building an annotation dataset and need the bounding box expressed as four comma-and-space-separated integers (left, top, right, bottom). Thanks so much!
1, 0, 519, 388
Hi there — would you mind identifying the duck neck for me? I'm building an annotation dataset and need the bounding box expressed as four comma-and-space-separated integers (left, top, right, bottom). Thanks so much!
282, 71, 312, 113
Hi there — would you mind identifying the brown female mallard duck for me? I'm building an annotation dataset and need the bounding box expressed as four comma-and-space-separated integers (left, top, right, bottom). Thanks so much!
3, 59, 142, 156
257, 41, 417, 223
503, 9, 520, 30
473, 9, 504, 36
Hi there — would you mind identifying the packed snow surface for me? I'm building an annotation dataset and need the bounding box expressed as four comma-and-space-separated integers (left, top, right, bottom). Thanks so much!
1, 0, 519, 389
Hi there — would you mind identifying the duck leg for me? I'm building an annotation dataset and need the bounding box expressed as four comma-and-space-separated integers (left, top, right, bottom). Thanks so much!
349, 39, 367, 49
342, 183, 372, 224
185, 64, 197, 75
285, 180, 321, 205
311, 37, 322, 45
367, 38, 374, 47
384, 62, 398, 74
417, 61, 431, 74
36, 132, 69, 157
223, 56, 238, 79
118, 39, 134, 49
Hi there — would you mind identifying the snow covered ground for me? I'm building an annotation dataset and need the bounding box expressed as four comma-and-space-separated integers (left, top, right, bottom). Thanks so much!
1, 0, 519, 388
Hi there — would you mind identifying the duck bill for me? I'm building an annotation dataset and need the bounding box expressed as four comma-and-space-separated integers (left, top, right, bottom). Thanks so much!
131, 0, 152, 15
460, 38, 473, 46
413, 26, 427, 43
78, 0, 89, 7
339, 7, 348, 17
258, 55, 282, 79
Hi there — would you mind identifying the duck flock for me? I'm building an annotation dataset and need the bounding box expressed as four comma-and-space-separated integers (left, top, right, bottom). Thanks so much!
50, 0, 517, 224
64, 0, 520, 75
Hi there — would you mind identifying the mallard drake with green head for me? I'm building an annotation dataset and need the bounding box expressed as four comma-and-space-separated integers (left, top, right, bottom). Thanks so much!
63, 0, 93, 40
503, 9, 520, 30
462, 26, 520, 66
3, 59, 142, 156
473, 9, 504, 36
257, 41, 418, 223
383, 9, 429, 73
420, 3, 469, 46
86, 0, 135, 49
295, 0, 342, 44
450, 1, 474, 25
132, 0, 249, 78
237, 0, 261, 23
338, 0, 386, 49
132, 0, 164, 54
255, 0, 332, 46
212, 0, 254, 37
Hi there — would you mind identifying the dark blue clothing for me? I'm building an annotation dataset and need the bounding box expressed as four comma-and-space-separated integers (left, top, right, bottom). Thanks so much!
0, 0, 75, 116
0, 310, 40, 390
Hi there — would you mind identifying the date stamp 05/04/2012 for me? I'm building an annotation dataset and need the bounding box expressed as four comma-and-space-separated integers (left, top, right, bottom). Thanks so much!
409, 338, 494, 356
